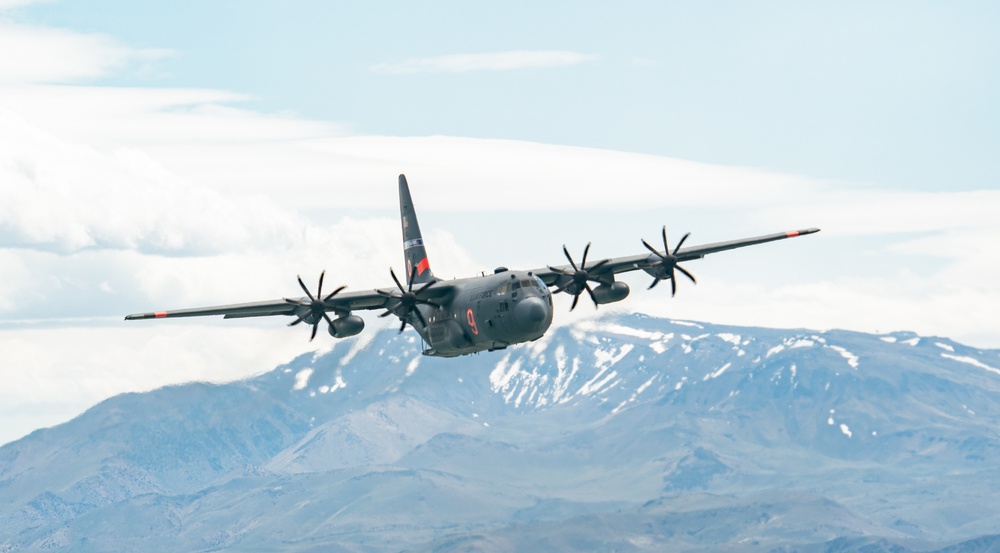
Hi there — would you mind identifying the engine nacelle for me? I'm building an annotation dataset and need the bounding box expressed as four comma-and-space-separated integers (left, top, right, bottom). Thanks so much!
591, 281, 630, 304
328, 314, 365, 338
427, 319, 469, 350
642, 263, 670, 280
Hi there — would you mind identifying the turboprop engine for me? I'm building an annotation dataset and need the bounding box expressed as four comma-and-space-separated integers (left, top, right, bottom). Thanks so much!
590, 281, 630, 304
329, 314, 365, 338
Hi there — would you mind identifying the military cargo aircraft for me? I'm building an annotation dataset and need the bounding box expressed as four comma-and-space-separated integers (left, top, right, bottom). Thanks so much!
127, 175, 819, 357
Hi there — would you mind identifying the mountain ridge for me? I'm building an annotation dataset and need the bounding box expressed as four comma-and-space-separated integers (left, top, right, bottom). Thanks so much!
2, 313, 999, 551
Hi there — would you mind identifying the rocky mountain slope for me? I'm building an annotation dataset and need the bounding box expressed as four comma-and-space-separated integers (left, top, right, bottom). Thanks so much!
2, 313, 999, 552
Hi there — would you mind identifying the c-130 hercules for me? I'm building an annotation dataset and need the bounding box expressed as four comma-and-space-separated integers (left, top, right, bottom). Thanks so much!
127, 175, 819, 357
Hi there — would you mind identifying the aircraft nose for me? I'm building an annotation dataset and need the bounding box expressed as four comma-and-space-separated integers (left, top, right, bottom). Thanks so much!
514, 296, 548, 332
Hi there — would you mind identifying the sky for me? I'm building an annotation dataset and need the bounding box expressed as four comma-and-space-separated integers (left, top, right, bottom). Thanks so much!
0, 1, 998, 445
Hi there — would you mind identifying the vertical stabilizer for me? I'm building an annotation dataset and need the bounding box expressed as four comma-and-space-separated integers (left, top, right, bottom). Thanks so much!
398, 174, 435, 285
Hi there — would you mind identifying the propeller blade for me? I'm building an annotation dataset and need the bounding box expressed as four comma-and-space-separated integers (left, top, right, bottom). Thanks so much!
287, 271, 349, 341
323, 285, 346, 302
562, 245, 578, 271
641, 227, 698, 296
380, 298, 402, 314
580, 242, 591, 268
297, 276, 316, 302
570, 292, 580, 311
413, 308, 428, 328
588, 258, 610, 272
673, 232, 691, 255
399, 318, 407, 333
408, 266, 418, 292
554, 281, 573, 294
390, 268, 405, 292
584, 282, 598, 309
676, 264, 697, 284
415, 280, 435, 296
642, 238, 661, 257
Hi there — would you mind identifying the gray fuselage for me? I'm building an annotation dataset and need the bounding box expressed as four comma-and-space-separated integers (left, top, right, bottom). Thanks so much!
409, 270, 554, 357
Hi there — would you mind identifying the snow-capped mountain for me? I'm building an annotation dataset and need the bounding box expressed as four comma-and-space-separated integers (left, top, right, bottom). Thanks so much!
2, 313, 1000, 552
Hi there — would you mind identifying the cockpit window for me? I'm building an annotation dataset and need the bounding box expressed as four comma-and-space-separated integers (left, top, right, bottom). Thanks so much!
520, 279, 533, 289
512, 281, 521, 290
534, 275, 547, 289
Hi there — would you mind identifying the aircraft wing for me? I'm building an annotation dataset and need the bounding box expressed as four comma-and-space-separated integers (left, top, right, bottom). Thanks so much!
532, 228, 820, 287
125, 288, 393, 321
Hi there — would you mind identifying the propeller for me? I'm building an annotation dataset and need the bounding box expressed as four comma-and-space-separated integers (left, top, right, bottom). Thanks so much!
548, 243, 611, 311
284, 271, 347, 341
377, 267, 441, 332
642, 227, 697, 296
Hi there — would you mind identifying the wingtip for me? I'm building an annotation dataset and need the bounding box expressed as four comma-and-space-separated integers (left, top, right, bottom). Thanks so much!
125, 311, 167, 320
787, 228, 820, 237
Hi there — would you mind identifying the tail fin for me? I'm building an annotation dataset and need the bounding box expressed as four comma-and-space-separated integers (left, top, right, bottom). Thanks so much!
398, 174, 435, 285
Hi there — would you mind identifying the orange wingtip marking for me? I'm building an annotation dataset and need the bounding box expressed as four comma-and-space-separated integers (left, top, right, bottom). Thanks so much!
786, 231, 800, 237
154, 311, 168, 318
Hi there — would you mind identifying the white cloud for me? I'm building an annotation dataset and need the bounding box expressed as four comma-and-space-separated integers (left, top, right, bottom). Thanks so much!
370, 50, 597, 75
0, 106, 307, 255
0, 16, 997, 447
755, 188, 1000, 238
0, 322, 341, 444
0, 21, 172, 84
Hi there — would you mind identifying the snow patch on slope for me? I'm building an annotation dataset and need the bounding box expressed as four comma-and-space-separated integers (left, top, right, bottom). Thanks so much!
489, 354, 519, 391
339, 331, 378, 366
405, 356, 420, 377
717, 333, 742, 347
612, 375, 659, 414
670, 320, 704, 328
942, 353, 1000, 376
293, 368, 313, 391
825, 345, 860, 369
704, 363, 732, 380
